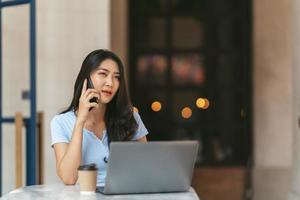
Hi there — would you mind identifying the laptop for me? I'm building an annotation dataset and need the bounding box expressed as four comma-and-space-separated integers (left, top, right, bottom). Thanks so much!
96, 140, 199, 194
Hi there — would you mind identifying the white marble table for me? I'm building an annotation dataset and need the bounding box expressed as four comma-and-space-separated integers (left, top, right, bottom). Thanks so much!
1, 184, 200, 200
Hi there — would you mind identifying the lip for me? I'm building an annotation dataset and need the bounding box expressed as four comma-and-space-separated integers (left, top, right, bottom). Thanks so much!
101, 90, 112, 96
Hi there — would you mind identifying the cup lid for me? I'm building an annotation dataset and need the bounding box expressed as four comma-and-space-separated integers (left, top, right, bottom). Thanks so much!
78, 163, 97, 171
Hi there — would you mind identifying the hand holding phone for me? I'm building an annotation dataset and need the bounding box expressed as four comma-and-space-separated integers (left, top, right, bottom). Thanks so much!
87, 77, 99, 103
87, 77, 99, 111
76, 79, 99, 124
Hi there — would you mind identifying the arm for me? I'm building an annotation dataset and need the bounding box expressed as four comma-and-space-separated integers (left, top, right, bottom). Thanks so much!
137, 136, 147, 142
132, 112, 148, 143
52, 79, 100, 185
53, 120, 85, 184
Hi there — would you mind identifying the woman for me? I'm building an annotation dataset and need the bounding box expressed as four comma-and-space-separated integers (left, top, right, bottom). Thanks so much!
50, 49, 148, 186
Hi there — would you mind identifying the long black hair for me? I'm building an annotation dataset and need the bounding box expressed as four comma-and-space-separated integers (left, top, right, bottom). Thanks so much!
61, 49, 138, 144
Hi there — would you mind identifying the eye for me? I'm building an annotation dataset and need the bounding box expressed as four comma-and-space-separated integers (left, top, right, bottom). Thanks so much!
98, 72, 107, 76
114, 76, 120, 80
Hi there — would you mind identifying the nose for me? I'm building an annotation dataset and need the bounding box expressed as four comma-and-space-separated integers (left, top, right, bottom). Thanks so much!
105, 76, 113, 87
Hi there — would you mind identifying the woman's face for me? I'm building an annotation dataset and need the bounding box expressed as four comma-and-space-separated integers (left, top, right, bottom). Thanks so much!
90, 59, 120, 104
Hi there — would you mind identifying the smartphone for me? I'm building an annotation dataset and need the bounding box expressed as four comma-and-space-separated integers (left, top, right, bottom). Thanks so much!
87, 77, 99, 110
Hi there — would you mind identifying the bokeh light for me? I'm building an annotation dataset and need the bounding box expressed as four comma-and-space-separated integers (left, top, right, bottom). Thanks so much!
196, 98, 210, 109
151, 101, 162, 112
181, 107, 192, 119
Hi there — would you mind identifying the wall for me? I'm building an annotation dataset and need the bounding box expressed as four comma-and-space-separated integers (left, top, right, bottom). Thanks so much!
253, 0, 292, 168
253, 0, 293, 199
110, 0, 128, 68
289, 0, 300, 199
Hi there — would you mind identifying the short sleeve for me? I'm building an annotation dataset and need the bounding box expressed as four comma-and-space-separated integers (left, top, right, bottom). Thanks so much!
50, 115, 70, 147
131, 112, 149, 140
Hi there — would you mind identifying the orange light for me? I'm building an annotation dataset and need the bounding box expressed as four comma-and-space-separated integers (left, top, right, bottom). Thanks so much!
133, 106, 139, 113
151, 101, 162, 112
196, 98, 206, 108
203, 98, 210, 109
196, 98, 210, 109
181, 107, 192, 119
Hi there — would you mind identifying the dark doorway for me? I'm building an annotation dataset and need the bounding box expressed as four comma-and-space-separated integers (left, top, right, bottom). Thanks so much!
129, 0, 252, 166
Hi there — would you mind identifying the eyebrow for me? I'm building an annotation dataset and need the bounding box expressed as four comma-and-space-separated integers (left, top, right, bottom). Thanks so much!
98, 68, 120, 75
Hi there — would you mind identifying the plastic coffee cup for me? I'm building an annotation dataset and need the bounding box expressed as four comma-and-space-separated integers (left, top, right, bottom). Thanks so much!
78, 163, 97, 194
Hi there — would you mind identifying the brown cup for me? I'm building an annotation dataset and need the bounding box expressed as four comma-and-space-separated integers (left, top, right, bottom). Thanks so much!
78, 164, 97, 193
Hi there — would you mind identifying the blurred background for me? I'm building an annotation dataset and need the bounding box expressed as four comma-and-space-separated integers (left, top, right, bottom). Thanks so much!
0, 0, 298, 200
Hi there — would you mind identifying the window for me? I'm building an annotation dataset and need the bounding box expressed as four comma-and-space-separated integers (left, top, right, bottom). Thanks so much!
129, 0, 252, 166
